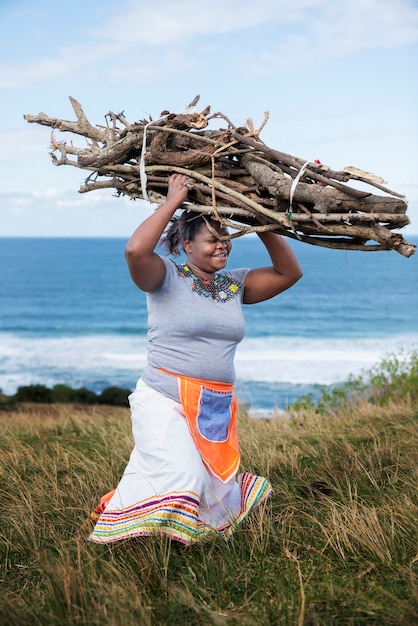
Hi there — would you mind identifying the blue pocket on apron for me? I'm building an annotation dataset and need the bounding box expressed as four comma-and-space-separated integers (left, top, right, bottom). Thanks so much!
197, 387, 234, 442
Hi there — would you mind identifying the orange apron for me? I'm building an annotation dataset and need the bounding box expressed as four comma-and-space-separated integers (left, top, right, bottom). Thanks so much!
159, 368, 240, 483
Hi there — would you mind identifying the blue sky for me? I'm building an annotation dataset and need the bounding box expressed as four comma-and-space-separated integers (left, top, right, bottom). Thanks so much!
1, 0, 417, 237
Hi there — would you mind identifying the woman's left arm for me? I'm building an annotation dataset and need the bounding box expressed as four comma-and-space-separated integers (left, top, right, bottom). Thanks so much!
243, 232, 303, 304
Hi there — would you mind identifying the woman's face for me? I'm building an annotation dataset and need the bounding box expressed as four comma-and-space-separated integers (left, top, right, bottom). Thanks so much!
183, 221, 232, 278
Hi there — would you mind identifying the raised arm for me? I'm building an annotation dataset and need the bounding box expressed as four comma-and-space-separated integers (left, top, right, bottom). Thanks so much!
125, 174, 190, 292
243, 232, 303, 304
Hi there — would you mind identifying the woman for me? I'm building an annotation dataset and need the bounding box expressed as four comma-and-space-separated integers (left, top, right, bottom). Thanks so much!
88, 173, 302, 545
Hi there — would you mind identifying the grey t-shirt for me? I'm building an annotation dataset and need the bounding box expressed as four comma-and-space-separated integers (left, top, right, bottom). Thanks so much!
141, 257, 250, 402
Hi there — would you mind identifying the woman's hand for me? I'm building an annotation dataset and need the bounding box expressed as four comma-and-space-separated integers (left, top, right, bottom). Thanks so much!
125, 173, 193, 292
166, 174, 193, 207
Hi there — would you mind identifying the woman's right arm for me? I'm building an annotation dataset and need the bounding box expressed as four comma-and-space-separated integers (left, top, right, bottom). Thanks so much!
125, 174, 190, 292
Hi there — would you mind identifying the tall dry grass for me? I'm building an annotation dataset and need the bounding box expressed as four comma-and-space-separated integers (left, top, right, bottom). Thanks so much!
1, 399, 417, 625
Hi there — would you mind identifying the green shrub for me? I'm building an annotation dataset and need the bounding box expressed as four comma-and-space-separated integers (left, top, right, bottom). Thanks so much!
73, 387, 98, 404
51, 384, 77, 403
12, 383, 132, 406
0, 392, 16, 411
367, 349, 418, 405
290, 349, 418, 413
51, 384, 99, 405
14, 384, 53, 403
98, 386, 132, 407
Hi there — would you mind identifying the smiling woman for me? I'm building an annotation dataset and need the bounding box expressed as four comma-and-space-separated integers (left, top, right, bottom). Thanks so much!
168, 214, 232, 280
88, 173, 302, 546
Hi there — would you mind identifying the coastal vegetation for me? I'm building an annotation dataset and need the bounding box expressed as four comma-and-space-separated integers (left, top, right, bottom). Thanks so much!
1, 351, 417, 625
0, 383, 133, 410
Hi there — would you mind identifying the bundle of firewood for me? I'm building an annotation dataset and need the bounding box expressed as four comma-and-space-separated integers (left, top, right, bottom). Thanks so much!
24, 96, 415, 257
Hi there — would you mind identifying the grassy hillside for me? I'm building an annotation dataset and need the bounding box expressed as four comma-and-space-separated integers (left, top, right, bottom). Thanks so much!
1, 394, 417, 626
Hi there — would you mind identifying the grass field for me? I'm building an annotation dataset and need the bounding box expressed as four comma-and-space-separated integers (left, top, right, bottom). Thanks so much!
1, 369, 417, 624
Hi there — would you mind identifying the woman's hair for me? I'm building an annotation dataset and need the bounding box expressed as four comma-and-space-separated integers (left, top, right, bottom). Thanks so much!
161, 211, 211, 257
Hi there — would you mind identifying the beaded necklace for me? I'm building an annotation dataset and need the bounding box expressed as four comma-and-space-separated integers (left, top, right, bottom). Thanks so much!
176, 263, 242, 302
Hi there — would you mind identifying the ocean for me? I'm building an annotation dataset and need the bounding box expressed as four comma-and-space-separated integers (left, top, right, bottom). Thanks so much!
1, 236, 417, 414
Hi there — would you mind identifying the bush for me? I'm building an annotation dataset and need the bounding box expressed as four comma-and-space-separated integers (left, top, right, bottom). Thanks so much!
51, 384, 77, 403
290, 348, 418, 413
367, 349, 418, 405
12, 383, 132, 406
14, 384, 53, 403
0, 392, 16, 411
98, 386, 132, 407
51, 384, 99, 405
73, 387, 98, 405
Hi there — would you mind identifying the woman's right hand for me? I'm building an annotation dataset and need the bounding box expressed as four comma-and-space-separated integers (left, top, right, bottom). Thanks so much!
125, 174, 193, 292
166, 173, 193, 207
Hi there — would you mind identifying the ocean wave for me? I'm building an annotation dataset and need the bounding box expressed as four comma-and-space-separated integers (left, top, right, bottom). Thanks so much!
236, 334, 418, 385
1, 331, 417, 398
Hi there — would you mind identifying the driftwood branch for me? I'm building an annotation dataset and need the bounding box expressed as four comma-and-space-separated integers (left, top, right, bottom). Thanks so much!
24, 96, 415, 257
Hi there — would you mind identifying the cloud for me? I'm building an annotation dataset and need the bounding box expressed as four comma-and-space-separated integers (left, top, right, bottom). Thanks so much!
2, 0, 418, 89
0, 187, 153, 237
314, 0, 418, 55
95, 0, 308, 46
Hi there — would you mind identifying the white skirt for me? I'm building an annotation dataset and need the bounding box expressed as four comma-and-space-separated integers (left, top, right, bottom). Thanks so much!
88, 379, 272, 545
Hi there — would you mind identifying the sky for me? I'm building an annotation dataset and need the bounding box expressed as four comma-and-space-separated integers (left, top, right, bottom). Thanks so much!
1, 0, 417, 238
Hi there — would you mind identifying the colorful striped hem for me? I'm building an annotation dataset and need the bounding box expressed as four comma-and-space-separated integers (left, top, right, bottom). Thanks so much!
87, 473, 273, 545
221, 472, 273, 538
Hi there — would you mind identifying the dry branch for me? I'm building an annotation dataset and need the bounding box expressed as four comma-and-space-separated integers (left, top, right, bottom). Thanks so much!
24, 96, 415, 257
